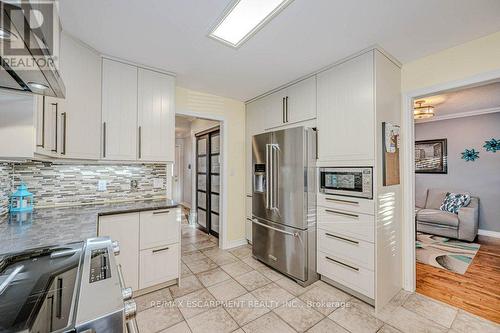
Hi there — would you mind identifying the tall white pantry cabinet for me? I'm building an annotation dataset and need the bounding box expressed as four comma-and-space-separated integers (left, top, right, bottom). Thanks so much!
245, 48, 402, 311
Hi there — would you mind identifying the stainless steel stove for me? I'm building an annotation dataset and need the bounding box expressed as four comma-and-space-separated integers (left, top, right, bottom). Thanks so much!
0, 237, 138, 333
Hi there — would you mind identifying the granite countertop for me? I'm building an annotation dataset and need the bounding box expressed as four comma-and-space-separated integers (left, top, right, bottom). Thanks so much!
0, 198, 179, 254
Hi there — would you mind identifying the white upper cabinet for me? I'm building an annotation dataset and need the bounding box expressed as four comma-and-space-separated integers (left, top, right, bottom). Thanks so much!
284, 76, 316, 124
101, 59, 138, 161
36, 33, 101, 159
138, 68, 175, 162
317, 51, 375, 164
58, 34, 101, 159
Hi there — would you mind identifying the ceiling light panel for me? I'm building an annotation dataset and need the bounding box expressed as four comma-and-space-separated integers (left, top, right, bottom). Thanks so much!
209, 0, 293, 48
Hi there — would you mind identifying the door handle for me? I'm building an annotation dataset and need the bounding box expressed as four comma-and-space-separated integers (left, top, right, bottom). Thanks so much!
325, 256, 359, 272
252, 219, 299, 237
271, 144, 279, 209
325, 232, 359, 245
325, 209, 359, 219
265, 144, 272, 209
138, 126, 142, 159
285, 96, 289, 122
282, 97, 286, 123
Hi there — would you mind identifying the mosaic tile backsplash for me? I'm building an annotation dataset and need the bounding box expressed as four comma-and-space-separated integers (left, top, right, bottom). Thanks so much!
0, 162, 167, 212
0, 163, 12, 216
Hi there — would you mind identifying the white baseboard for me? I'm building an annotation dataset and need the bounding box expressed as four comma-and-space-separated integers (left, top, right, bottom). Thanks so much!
478, 229, 500, 239
223, 238, 248, 250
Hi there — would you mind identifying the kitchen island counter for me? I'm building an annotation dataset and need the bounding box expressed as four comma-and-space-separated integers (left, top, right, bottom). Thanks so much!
0, 198, 179, 254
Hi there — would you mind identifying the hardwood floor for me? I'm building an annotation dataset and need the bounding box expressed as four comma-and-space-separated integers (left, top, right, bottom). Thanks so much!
416, 235, 500, 323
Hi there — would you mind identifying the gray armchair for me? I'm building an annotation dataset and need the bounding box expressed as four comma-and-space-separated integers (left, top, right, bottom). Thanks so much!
416, 189, 479, 242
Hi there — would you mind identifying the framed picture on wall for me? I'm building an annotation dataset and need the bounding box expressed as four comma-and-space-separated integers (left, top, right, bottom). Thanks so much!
415, 139, 448, 174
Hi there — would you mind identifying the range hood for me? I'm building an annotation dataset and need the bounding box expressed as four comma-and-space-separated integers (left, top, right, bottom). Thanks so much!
0, 0, 65, 98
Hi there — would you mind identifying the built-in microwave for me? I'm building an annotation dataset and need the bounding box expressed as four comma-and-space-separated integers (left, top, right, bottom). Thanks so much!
319, 167, 373, 199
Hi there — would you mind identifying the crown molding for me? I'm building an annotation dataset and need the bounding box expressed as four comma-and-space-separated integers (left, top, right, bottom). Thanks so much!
415, 106, 500, 124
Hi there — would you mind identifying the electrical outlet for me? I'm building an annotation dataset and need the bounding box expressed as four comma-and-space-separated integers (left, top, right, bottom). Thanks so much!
153, 178, 164, 189
130, 179, 138, 190
97, 180, 107, 191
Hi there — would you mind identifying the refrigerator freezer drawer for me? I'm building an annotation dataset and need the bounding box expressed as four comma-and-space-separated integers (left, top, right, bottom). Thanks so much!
317, 251, 374, 299
252, 218, 308, 282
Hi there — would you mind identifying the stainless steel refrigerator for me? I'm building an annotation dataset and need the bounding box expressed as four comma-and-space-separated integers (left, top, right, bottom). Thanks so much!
252, 126, 318, 286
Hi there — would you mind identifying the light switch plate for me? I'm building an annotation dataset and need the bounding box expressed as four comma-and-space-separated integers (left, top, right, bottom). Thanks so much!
97, 180, 107, 191
153, 178, 164, 189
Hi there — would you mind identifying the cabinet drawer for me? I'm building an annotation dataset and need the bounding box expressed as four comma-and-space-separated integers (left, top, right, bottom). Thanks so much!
317, 229, 374, 270
317, 251, 374, 299
140, 208, 180, 250
139, 243, 179, 289
317, 206, 374, 243
317, 193, 374, 215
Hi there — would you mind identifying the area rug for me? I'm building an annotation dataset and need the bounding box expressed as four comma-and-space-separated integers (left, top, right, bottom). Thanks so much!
416, 232, 480, 274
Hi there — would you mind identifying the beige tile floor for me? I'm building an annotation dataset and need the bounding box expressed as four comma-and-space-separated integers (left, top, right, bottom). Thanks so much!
134, 218, 500, 333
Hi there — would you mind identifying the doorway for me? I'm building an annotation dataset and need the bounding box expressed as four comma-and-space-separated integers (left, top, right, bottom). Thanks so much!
173, 144, 183, 203
402, 73, 500, 323
196, 128, 221, 238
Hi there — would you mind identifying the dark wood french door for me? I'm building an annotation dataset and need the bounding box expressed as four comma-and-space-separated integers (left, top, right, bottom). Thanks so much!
196, 128, 220, 238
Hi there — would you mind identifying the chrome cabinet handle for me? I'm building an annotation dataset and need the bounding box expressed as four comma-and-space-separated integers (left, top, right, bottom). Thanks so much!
61, 112, 67, 155
325, 209, 359, 219
282, 97, 286, 123
102, 122, 107, 158
325, 232, 359, 245
325, 197, 359, 205
285, 96, 289, 122
138, 126, 142, 159
152, 209, 171, 215
51, 103, 58, 152
252, 219, 299, 237
152, 246, 169, 253
37, 96, 46, 148
325, 256, 359, 272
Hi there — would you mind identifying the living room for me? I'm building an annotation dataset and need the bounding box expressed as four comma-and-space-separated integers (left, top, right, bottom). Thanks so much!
413, 81, 500, 323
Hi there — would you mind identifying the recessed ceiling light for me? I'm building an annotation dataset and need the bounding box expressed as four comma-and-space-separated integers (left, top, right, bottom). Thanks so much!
27, 82, 49, 91
209, 0, 294, 48
0, 27, 17, 41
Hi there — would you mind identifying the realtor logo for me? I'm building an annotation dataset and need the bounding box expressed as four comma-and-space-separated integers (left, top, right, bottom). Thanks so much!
0, 0, 59, 70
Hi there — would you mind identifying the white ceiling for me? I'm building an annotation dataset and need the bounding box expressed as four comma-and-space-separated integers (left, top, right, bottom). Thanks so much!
419, 82, 500, 116
59, 0, 500, 101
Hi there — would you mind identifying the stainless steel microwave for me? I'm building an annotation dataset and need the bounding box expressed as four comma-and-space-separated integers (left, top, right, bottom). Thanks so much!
319, 167, 373, 199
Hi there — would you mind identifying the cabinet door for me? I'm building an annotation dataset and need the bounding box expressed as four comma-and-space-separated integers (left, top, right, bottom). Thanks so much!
317, 51, 374, 163
286, 76, 317, 124
140, 244, 179, 289
139, 208, 180, 250
98, 213, 140, 291
101, 59, 138, 160
261, 91, 285, 130
138, 68, 175, 162
57, 33, 101, 159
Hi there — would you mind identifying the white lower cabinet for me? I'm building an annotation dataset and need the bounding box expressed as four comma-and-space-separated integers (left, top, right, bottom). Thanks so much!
98, 207, 181, 292
140, 244, 179, 289
98, 213, 140, 291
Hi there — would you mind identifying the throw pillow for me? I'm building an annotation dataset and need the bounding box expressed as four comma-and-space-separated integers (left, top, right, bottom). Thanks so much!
440, 192, 471, 214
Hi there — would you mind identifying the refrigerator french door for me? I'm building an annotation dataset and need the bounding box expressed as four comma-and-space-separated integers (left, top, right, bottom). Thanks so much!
196, 128, 220, 237
252, 127, 318, 286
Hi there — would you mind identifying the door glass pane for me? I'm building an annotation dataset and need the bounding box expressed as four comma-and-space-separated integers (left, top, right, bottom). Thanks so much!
211, 213, 219, 233
197, 209, 206, 228
211, 175, 220, 193
198, 157, 207, 173
197, 174, 206, 191
211, 134, 220, 154
211, 194, 219, 213
211, 155, 220, 174
198, 138, 207, 155
197, 191, 206, 209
